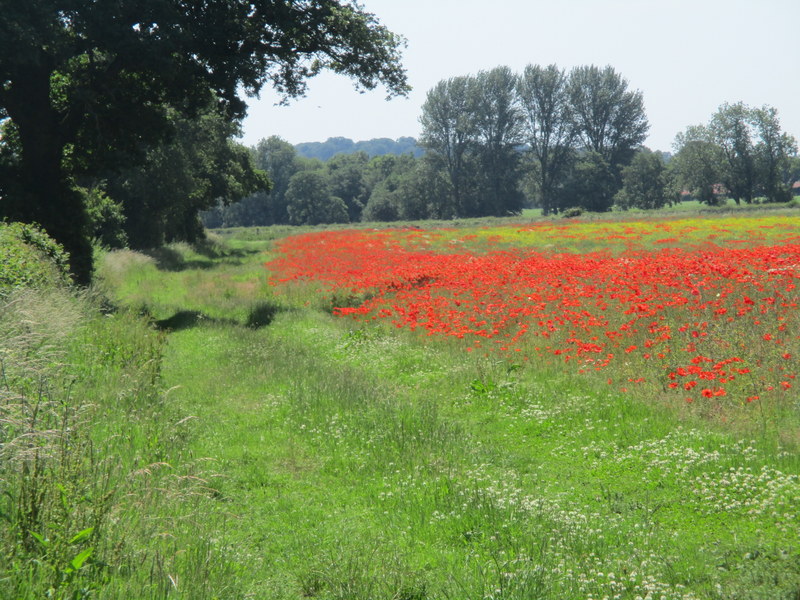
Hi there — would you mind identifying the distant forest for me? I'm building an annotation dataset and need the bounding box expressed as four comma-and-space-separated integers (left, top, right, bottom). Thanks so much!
294, 136, 424, 161
204, 64, 797, 230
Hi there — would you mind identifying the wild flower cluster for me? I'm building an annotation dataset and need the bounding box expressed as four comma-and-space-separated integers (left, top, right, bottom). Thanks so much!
267, 216, 799, 405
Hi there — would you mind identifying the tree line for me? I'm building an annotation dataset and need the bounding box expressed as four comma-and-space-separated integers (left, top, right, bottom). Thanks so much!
672, 103, 798, 205
295, 136, 423, 161
214, 64, 797, 228
203, 136, 432, 227
210, 63, 654, 227
420, 63, 651, 217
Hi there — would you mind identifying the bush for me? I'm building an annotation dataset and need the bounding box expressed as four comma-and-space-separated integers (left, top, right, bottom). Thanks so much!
561, 206, 584, 218
362, 183, 401, 222
0, 222, 71, 295
79, 184, 128, 249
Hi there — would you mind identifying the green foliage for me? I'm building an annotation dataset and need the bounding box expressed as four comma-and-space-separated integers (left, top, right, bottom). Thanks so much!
471, 66, 526, 216
0, 221, 71, 294
362, 182, 402, 221
326, 151, 371, 221
420, 63, 649, 218
420, 68, 528, 218
204, 135, 301, 228
710, 102, 758, 204
752, 105, 798, 203
205, 136, 399, 228
567, 65, 649, 170
673, 103, 798, 206
361, 153, 442, 221
419, 75, 478, 216
78, 183, 128, 249
104, 103, 270, 249
614, 148, 676, 210
671, 127, 727, 205
0, 0, 408, 282
517, 64, 576, 215
557, 151, 618, 212
561, 206, 584, 218
286, 171, 350, 225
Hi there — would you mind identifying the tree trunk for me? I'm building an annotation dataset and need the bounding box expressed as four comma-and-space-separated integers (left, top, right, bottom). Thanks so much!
3, 70, 93, 285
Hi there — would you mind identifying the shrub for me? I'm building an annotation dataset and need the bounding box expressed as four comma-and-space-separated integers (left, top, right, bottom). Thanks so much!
0, 222, 71, 295
79, 184, 128, 249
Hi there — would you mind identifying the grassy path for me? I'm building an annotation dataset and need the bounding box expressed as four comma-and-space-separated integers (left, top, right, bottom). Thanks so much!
99, 237, 800, 599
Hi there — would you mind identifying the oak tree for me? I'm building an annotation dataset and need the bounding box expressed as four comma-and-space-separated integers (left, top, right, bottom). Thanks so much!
0, 0, 408, 282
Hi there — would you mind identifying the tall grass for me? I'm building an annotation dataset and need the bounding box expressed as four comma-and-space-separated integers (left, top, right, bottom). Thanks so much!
0, 284, 242, 598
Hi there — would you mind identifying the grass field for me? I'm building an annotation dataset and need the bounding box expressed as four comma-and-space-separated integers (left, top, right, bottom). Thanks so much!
2, 209, 800, 599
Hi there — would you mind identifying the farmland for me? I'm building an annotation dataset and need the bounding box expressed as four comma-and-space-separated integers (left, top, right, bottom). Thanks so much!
3, 211, 800, 599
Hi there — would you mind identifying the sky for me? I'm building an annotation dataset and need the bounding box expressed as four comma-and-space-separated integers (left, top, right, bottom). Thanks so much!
239, 0, 800, 153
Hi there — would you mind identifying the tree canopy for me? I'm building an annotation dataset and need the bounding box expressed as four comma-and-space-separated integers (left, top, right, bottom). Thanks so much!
104, 102, 270, 249
567, 65, 649, 170
419, 64, 649, 216
0, 0, 408, 283
517, 64, 576, 215
672, 103, 797, 205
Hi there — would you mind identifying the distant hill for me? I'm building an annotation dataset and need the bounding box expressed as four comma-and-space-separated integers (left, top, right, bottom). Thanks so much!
294, 136, 424, 161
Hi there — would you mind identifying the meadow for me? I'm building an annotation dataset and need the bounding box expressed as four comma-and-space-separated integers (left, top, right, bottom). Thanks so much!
2, 209, 799, 599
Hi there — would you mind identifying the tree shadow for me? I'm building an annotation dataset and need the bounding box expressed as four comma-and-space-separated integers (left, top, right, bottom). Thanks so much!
152, 302, 284, 333
153, 310, 209, 331
245, 301, 283, 329
142, 242, 261, 272
143, 247, 214, 272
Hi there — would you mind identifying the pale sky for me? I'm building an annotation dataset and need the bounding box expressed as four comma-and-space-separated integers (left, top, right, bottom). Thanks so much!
239, 0, 800, 153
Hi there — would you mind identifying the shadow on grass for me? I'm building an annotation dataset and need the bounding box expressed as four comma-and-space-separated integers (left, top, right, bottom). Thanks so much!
153, 310, 238, 331
154, 310, 210, 331
143, 247, 214, 272
152, 302, 284, 332
143, 241, 262, 272
245, 301, 283, 329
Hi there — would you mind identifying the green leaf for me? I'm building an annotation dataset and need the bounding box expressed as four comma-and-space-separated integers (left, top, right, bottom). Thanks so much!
69, 526, 95, 545
29, 531, 49, 548
70, 547, 94, 571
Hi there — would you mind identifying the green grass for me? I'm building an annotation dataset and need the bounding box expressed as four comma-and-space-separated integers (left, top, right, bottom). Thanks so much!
151, 298, 800, 599
4, 209, 800, 598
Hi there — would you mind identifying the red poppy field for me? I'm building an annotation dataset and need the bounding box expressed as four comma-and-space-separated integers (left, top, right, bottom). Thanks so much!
268, 215, 800, 410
